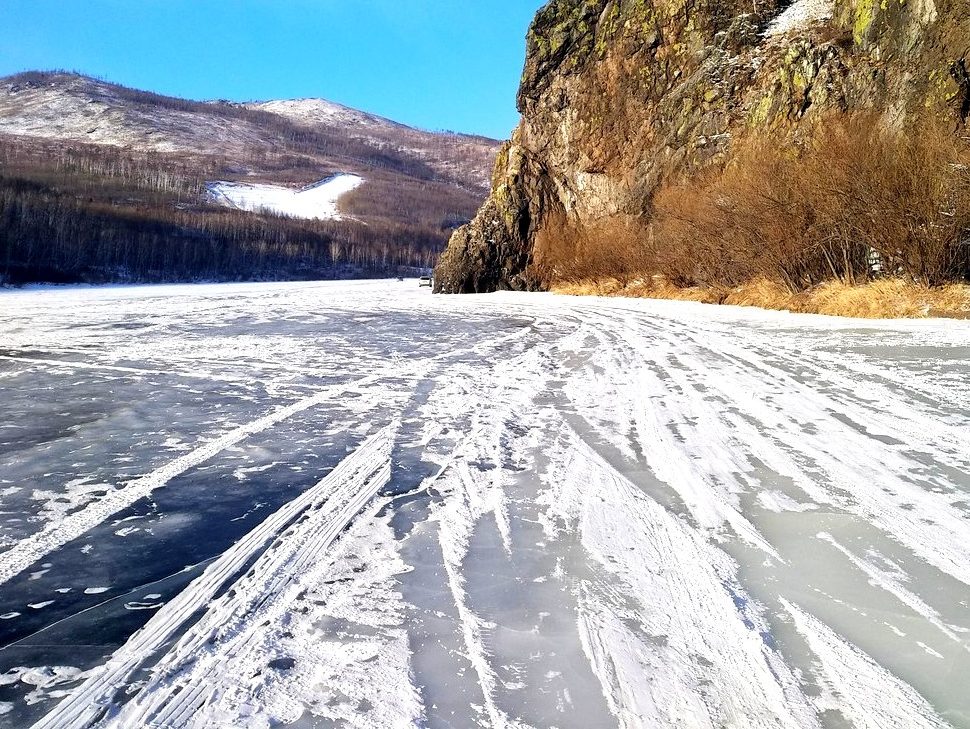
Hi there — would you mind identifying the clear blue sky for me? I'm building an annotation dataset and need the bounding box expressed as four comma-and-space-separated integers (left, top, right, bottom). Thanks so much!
0, 0, 545, 139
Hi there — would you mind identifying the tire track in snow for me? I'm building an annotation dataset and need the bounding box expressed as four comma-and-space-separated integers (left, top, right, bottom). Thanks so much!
546, 426, 818, 729
426, 358, 554, 728
583, 305, 970, 589
405, 319, 576, 729
435, 459, 521, 729
564, 307, 783, 557
0, 374, 383, 588
0, 319, 533, 590
783, 599, 952, 729
555, 302, 970, 725
653, 317, 970, 589
32, 425, 394, 729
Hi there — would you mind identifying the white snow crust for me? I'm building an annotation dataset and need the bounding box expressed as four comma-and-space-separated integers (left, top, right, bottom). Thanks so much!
0, 281, 967, 728
765, 0, 834, 36
784, 600, 951, 728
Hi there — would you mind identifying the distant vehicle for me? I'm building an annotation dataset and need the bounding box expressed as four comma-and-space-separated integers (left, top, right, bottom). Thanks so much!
397, 276, 404, 282
419, 276, 433, 287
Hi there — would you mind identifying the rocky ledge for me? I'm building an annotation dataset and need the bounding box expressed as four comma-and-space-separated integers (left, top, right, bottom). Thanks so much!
434, 0, 970, 293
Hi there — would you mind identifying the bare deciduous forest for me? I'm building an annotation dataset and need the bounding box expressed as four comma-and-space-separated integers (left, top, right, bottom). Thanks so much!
0, 72, 497, 285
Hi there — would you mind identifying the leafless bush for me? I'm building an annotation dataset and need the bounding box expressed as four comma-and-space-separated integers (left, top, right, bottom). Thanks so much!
539, 116, 970, 292
531, 213, 653, 286
651, 115, 970, 290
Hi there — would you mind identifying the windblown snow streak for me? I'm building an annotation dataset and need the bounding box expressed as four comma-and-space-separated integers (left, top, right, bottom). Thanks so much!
0, 375, 382, 587
0, 281, 968, 728
547, 430, 818, 728
32, 426, 394, 728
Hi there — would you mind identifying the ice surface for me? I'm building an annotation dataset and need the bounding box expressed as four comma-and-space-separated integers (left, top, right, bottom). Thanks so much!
0, 280, 968, 728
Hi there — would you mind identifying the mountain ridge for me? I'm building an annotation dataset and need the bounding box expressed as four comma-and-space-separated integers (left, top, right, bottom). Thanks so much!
0, 70, 499, 191
0, 71, 500, 284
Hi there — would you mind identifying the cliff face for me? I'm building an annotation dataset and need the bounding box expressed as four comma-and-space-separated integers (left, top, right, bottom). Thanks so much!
434, 0, 970, 293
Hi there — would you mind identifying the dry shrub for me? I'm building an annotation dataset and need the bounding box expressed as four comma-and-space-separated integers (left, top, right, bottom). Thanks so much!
531, 213, 652, 287
652, 115, 970, 290
553, 279, 629, 297
806, 279, 931, 318
722, 278, 796, 310
929, 284, 970, 318
535, 113, 970, 317
554, 275, 728, 304
804, 279, 970, 318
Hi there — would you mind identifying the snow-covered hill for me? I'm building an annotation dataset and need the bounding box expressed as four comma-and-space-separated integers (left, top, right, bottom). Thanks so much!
248, 97, 410, 134
0, 74, 269, 157
0, 71, 500, 283
0, 72, 498, 190
246, 98, 498, 189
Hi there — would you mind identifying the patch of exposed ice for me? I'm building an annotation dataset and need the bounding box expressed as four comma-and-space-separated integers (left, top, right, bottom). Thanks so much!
0, 373, 385, 588
758, 490, 817, 513
784, 600, 950, 728
816, 532, 965, 647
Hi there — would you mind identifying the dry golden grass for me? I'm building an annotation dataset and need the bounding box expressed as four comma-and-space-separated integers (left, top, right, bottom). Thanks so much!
722, 279, 794, 310
552, 276, 970, 319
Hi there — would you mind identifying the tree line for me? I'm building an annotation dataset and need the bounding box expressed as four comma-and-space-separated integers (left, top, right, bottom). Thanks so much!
0, 136, 446, 284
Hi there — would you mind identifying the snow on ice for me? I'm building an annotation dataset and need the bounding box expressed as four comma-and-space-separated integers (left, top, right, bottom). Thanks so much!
0, 280, 968, 728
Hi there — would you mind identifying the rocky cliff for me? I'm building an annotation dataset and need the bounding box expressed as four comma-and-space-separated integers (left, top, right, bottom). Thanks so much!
434, 0, 970, 293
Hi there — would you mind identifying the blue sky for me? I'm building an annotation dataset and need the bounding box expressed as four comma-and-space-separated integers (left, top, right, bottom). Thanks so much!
0, 1, 545, 139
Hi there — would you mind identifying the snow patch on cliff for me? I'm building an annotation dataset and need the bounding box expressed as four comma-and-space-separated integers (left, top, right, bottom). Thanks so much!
765, 0, 834, 36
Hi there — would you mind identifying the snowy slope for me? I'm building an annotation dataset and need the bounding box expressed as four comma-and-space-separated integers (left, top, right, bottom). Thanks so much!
205, 174, 364, 221
0, 283, 968, 728
0, 72, 499, 189
246, 98, 498, 189
0, 75, 269, 156
249, 98, 408, 133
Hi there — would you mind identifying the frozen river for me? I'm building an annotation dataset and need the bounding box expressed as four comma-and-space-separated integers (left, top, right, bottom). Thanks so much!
0, 280, 968, 728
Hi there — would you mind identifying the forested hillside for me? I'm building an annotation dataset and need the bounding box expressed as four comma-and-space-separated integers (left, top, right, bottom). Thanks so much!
0, 72, 499, 284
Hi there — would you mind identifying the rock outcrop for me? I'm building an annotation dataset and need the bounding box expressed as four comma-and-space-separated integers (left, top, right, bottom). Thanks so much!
434, 0, 970, 293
